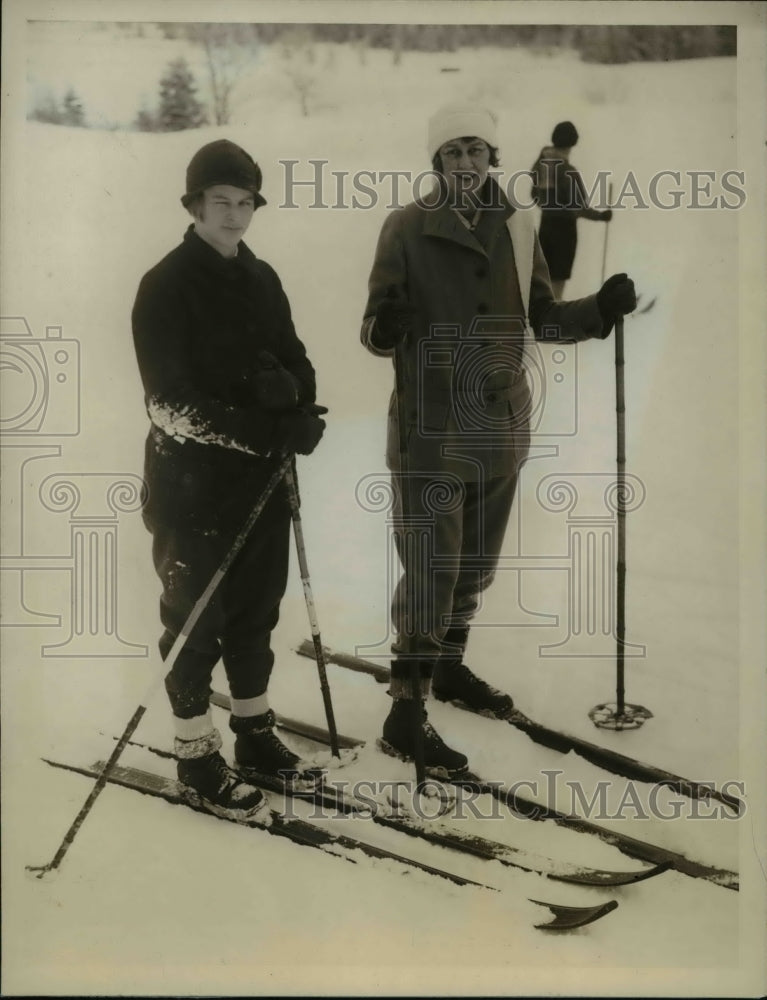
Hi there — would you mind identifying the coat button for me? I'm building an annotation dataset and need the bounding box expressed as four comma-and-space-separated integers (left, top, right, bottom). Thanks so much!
486, 392, 498, 403
475, 267, 487, 279
477, 302, 488, 314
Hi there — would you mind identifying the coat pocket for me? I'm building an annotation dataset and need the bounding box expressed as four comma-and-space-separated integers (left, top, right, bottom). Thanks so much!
419, 397, 451, 432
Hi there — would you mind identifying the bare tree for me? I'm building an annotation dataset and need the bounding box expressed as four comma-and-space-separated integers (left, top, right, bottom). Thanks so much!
391, 23, 404, 66
280, 26, 318, 117
187, 24, 257, 126
354, 24, 370, 66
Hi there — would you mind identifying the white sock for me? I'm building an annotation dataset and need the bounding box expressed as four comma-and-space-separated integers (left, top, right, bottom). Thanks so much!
173, 710, 214, 742
230, 694, 270, 718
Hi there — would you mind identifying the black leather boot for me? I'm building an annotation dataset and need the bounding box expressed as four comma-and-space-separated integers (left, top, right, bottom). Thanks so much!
231, 710, 323, 790
380, 696, 469, 777
175, 729, 270, 822
432, 626, 515, 718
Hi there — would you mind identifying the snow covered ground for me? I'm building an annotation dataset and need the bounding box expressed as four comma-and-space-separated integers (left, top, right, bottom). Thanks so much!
2, 14, 766, 998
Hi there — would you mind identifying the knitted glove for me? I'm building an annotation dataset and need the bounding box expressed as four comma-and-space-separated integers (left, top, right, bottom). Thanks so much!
276, 407, 327, 455
373, 297, 417, 350
597, 273, 636, 320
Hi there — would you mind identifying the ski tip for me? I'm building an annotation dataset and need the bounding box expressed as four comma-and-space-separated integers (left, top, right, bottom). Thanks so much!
530, 897, 619, 931
550, 858, 673, 887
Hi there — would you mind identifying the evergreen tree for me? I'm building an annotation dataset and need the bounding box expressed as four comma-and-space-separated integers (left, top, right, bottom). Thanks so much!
157, 58, 207, 132
30, 92, 63, 124
61, 88, 85, 126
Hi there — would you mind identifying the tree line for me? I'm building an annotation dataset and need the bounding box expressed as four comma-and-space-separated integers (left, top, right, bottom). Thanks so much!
152, 22, 736, 63
28, 23, 736, 132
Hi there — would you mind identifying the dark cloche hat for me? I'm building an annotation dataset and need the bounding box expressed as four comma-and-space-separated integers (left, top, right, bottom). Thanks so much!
181, 139, 267, 208
551, 121, 579, 148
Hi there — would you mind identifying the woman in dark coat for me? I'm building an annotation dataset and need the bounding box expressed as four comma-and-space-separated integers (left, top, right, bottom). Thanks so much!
531, 121, 612, 298
132, 140, 326, 820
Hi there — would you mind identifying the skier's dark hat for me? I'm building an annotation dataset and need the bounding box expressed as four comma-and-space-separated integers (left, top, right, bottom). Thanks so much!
181, 139, 267, 209
551, 121, 579, 148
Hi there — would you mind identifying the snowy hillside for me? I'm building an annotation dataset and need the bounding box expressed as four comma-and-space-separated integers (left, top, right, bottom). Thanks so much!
2, 20, 765, 999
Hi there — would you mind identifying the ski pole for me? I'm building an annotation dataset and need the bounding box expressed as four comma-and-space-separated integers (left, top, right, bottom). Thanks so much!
393, 326, 427, 788
600, 181, 613, 285
27, 451, 295, 878
591, 182, 651, 728
614, 314, 627, 717
284, 461, 341, 758
589, 316, 651, 731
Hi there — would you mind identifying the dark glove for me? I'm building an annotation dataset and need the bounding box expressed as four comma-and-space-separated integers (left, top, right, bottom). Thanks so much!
597, 273, 636, 320
277, 408, 326, 456
373, 296, 416, 350
600, 209, 613, 222
254, 350, 301, 411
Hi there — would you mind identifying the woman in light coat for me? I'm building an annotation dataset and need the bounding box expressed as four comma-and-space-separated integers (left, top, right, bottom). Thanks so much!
361, 104, 635, 776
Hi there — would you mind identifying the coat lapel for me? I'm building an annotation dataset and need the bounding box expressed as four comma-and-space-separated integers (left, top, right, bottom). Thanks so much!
421, 202, 488, 256
418, 178, 537, 320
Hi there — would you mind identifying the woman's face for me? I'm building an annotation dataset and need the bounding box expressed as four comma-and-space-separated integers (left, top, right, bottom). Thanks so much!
438, 136, 491, 200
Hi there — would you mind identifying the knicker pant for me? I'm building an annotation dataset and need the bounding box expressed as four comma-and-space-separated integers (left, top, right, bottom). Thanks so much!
390, 471, 518, 685
149, 496, 291, 719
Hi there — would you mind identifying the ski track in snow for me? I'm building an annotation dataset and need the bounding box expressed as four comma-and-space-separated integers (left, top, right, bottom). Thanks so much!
3, 27, 756, 996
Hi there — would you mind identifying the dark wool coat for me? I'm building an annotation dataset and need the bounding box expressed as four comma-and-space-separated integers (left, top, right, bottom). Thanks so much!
531, 146, 603, 280
530, 146, 594, 213
132, 226, 316, 533
361, 179, 609, 481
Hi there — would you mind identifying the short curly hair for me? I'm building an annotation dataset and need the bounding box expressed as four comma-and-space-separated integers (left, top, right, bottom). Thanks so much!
431, 138, 501, 174
552, 121, 578, 148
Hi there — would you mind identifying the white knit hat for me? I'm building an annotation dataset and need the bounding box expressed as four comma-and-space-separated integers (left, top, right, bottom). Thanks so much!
427, 104, 498, 158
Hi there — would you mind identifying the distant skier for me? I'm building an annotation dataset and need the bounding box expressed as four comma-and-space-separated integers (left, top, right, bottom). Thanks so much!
132, 139, 326, 820
531, 121, 612, 298
361, 104, 635, 777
